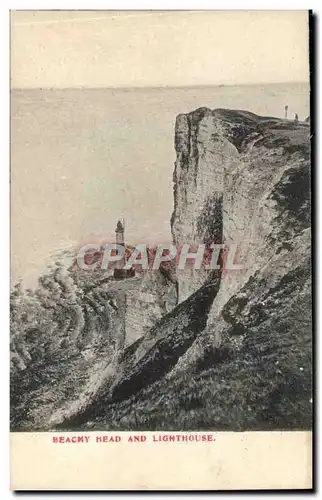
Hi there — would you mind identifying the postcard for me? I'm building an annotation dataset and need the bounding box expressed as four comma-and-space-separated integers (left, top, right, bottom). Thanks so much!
10, 10, 312, 490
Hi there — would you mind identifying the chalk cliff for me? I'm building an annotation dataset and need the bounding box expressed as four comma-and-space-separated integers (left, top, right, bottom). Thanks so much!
10, 108, 312, 431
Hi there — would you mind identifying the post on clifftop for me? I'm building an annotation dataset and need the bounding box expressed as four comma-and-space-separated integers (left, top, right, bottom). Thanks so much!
284, 105, 288, 119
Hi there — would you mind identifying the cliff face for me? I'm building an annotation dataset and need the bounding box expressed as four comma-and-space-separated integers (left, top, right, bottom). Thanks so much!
11, 108, 312, 432
172, 108, 310, 307
169, 109, 311, 377
57, 108, 311, 432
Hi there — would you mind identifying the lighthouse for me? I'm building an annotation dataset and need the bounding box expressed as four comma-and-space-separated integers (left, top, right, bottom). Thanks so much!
113, 218, 135, 280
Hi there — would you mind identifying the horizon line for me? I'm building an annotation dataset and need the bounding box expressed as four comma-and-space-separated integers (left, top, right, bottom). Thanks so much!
11, 81, 310, 91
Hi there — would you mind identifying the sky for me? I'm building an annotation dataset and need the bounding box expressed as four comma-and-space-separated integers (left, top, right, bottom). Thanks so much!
11, 10, 310, 88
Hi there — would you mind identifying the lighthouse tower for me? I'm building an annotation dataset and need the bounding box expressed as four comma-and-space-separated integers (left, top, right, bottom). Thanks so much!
115, 219, 125, 246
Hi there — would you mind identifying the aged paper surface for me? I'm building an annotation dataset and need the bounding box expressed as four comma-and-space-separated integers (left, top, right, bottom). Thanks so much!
10, 10, 312, 490
11, 432, 312, 490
